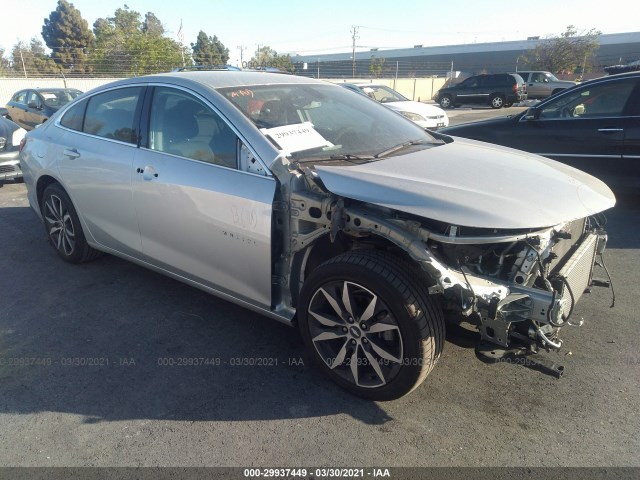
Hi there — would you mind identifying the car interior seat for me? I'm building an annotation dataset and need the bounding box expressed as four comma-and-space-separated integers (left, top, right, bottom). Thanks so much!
165, 101, 216, 164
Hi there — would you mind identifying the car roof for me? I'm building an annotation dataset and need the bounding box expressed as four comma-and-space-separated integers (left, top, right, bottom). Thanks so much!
34, 88, 81, 92
344, 82, 387, 87
102, 71, 329, 90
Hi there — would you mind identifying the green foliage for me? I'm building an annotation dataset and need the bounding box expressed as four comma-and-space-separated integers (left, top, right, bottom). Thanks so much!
0, 48, 11, 76
249, 46, 295, 73
191, 31, 230, 66
91, 5, 186, 76
41, 0, 94, 74
368, 56, 386, 77
143, 12, 165, 36
10, 38, 60, 77
526, 25, 601, 75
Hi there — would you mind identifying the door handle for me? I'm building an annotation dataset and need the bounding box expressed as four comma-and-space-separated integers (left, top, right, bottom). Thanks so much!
137, 165, 159, 181
597, 128, 624, 133
63, 148, 80, 159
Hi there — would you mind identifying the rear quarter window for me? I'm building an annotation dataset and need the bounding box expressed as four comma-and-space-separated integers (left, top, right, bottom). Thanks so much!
60, 99, 88, 131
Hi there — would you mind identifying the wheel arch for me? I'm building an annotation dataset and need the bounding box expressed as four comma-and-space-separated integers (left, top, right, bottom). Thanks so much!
290, 231, 422, 309
36, 174, 62, 210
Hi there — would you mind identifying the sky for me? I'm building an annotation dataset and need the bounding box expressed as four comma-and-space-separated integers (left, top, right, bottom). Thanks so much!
1, 0, 638, 65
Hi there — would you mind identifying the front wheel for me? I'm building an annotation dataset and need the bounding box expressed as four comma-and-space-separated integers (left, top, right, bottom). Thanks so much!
490, 95, 505, 109
41, 183, 102, 263
439, 95, 453, 109
298, 250, 445, 400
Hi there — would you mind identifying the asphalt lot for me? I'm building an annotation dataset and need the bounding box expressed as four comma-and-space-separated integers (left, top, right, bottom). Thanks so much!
1, 111, 639, 468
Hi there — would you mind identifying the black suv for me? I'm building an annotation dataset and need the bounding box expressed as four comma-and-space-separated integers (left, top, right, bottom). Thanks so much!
434, 73, 527, 109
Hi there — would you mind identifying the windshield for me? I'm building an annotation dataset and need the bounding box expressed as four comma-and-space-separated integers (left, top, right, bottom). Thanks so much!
359, 85, 408, 103
545, 72, 560, 82
40, 90, 82, 108
218, 83, 437, 162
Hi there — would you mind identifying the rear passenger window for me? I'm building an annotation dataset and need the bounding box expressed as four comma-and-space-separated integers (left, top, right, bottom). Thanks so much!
83, 87, 142, 144
60, 99, 88, 131
13, 91, 27, 104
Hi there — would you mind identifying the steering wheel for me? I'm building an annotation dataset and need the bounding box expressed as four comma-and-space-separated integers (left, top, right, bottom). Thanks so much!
561, 107, 573, 118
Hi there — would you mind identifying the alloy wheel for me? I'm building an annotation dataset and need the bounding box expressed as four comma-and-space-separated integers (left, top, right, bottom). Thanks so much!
44, 194, 76, 256
307, 280, 404, 388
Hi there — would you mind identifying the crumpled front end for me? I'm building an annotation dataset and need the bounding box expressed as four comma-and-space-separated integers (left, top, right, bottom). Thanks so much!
338, 204, 611, 354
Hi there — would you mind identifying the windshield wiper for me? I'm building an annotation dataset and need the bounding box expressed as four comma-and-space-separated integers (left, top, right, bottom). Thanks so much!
297, 153, 375, 164
374, 139, 438, 158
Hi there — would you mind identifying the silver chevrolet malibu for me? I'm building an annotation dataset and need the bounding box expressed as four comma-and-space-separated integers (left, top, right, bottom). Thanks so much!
20, 71, 615, 400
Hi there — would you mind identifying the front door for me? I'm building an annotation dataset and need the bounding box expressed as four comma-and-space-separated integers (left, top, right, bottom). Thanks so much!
132, 86, 276, 308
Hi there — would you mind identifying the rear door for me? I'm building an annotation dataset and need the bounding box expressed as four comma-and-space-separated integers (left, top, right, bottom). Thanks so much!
132, 86, 276, 308
56, 86, 145, 256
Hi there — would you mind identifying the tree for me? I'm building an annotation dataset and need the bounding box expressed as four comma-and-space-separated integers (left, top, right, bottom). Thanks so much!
92, 6, 185, 76
368, 55, 385, 77
143, 12, 164, 36
0, 48, 11, 76
10, 39, 60, 77
41, 0, 94, 74
249, 46, 295, 73
191, 31, 229, 65
526, 26, 601, 75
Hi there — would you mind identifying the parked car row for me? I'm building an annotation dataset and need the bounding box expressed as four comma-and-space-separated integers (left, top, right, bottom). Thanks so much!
434, 73, 527, 109
20, 69, 615, 399
433, 70, 578, 110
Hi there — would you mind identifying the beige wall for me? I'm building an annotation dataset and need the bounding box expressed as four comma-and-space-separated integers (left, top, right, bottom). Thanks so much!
1, 76, 448, 107
328, 77, 447, 102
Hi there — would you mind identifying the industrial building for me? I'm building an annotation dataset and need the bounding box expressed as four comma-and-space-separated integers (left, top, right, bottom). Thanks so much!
291, 31, 640, 79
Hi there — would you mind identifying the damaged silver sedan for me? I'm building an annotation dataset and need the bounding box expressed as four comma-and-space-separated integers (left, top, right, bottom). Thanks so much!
20, 71, 615, 400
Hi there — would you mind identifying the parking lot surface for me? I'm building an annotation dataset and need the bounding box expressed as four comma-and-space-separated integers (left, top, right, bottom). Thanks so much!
1, 151, 639, 466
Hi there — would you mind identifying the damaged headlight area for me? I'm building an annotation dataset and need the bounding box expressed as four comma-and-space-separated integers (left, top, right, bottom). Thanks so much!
423, 215, 611, 352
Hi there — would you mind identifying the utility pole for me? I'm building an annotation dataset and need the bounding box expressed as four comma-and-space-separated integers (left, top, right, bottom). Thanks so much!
237, 45, 246, 68
351, 25, 359, 78
19, 49, 27, 78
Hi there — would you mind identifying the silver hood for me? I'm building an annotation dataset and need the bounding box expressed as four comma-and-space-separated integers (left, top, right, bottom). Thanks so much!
314, 137, 615, 229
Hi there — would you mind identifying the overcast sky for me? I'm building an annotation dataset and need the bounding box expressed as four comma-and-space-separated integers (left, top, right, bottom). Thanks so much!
2, 0, 638, 65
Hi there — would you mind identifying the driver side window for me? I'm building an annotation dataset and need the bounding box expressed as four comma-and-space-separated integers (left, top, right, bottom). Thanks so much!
539, 80, 636, 119
149, 87, 238, 169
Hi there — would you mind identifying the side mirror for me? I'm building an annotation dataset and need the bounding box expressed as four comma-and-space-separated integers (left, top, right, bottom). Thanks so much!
523, 107, 537, 120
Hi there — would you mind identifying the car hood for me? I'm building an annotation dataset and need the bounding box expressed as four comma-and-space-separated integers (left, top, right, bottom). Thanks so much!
314, 137, 615, 229
385, 101, 446, 117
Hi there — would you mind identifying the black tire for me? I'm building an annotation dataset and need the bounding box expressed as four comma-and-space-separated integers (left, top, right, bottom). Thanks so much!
490, 94, 505, 109
439, 95, 453, 109
41, 183, 102, 264
298, 250, 445, 400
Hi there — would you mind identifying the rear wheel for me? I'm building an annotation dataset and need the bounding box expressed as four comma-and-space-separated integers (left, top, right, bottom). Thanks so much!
41, 183, 102, 264
490, 95, 505, 109
298, 250, 445, 400
439, 95, 453, 109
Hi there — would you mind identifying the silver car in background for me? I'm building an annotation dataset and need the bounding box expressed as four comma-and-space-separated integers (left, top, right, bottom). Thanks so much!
20, 71, 615, 400
0, 116, 27, 181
